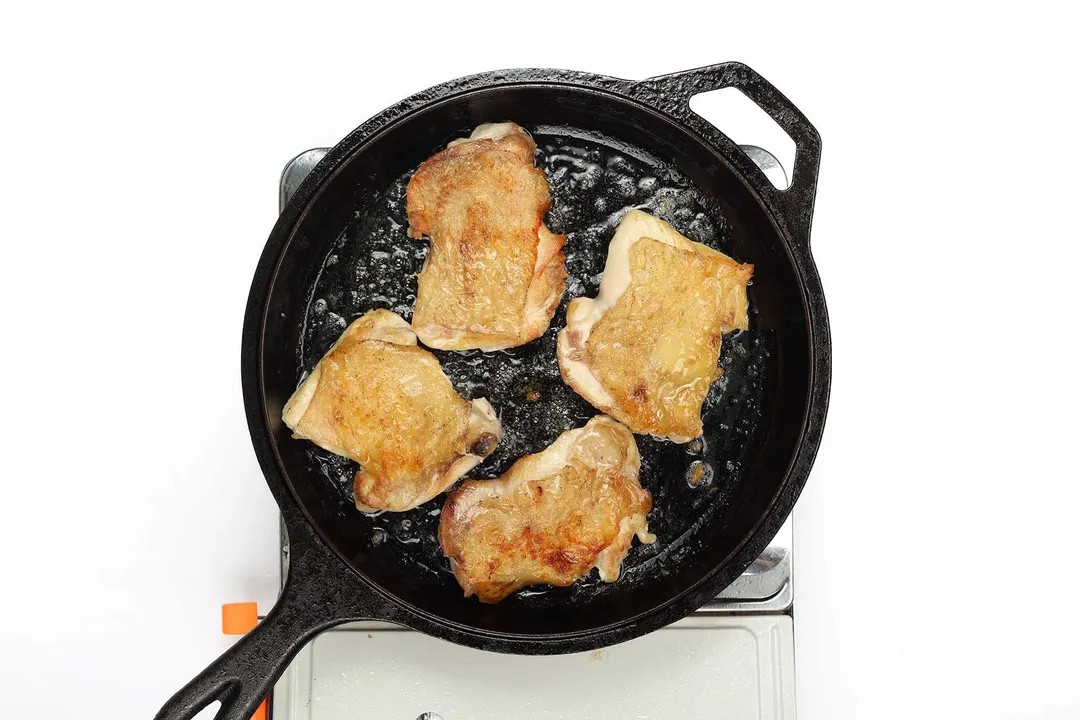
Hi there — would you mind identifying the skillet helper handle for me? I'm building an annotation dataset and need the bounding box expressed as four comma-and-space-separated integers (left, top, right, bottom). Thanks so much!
154, 531, 392, 720
634, 62, 822, 246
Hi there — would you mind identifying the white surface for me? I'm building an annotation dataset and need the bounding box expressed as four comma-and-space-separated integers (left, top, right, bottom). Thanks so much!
276, 617, 795, 720
1, 3, 1078, 720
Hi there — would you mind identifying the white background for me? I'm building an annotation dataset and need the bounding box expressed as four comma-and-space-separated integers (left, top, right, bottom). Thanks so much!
1, 2, 1077, 718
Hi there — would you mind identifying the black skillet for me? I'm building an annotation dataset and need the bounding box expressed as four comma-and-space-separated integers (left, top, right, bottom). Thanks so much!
156, 62, 830, 720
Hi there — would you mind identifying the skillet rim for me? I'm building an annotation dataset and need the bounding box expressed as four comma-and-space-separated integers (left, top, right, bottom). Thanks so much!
241, 65, 831, 653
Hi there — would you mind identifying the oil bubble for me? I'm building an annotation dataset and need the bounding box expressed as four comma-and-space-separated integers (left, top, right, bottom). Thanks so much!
687, 461, 713, 488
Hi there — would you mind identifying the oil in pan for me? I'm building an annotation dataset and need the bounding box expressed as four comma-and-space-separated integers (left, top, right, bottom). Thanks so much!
298, 125, 771, 596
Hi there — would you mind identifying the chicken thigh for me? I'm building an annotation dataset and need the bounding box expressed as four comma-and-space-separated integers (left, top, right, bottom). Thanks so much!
439, 415, 654, 603
406, 122, 566, 350
283, 309, 501, 512
557, 210, 753, 442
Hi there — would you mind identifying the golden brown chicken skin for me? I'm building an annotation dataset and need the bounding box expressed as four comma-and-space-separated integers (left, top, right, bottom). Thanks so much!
282, 309, 501, 512
439, 415, 654, 603
558, 210, 753, 442
406, 122, 566, 351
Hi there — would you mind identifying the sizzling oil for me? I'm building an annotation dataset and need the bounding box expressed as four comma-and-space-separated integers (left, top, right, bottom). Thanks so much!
297, 126, 771, 596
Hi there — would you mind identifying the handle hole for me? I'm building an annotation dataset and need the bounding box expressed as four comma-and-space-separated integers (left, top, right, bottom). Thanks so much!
688, 88, 795, 190
192, 701, 220, 720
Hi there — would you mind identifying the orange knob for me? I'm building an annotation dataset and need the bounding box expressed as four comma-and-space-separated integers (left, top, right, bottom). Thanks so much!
221, 602, 259, 635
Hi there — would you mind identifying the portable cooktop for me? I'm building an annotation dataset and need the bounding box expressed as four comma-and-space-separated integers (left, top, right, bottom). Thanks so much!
259, 141, 799, 720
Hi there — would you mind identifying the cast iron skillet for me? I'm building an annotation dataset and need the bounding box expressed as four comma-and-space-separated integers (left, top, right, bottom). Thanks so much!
156, 62, 829, 720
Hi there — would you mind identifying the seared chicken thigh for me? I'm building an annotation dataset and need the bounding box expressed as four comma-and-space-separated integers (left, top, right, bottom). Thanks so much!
558, 210, 753, 442
439, 415, 654, 603
406, 122, 566, 350
283, 309, 501, 512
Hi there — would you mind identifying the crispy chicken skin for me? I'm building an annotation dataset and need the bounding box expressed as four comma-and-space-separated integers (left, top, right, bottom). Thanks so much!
557, 210, 753, 442
439, 415, 654, 603
282, 309, 501, 512
406, 122, 567, 350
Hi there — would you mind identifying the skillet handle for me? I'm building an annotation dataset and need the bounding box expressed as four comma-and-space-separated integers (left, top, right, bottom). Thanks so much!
633, 62, 822, 246
154, 528, 397, 720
